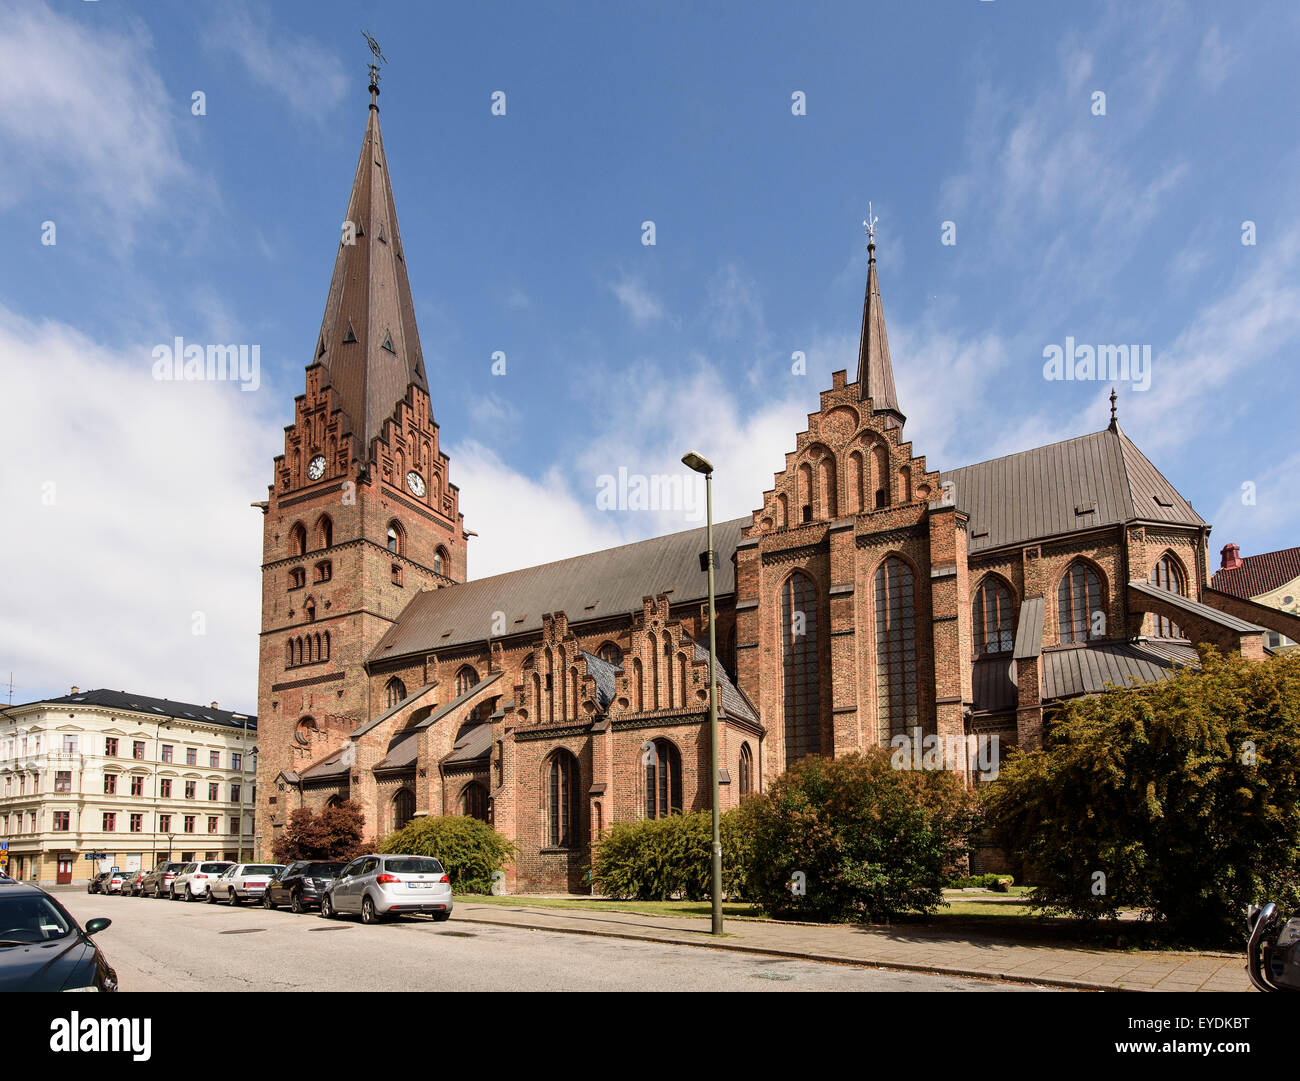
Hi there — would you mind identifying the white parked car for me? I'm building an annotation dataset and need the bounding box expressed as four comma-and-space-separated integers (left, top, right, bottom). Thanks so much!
320, 854, 453, 924
206, 864, 284, 906
171, 861, 234, 902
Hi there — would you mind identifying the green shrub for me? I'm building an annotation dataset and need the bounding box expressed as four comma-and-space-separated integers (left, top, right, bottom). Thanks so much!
948, 873, 1015, 891
378, 815, 516, 894
589, 807, 755, 901
984, 649, 1300, 945
743, 749, 982, 922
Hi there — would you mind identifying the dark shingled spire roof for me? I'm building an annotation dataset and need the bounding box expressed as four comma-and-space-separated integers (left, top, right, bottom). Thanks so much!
313, 90, 430, 460
856, 241, 905, 428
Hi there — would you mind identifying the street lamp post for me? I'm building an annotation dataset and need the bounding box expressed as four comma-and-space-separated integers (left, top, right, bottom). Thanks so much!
682, 450, 723, 936
166, 834, 175, 862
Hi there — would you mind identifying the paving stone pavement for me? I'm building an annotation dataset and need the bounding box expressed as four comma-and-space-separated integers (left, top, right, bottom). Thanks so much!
453, 902, 1251, 992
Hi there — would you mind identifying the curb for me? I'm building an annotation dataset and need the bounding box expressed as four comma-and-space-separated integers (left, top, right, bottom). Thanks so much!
451, 909, 1139, 992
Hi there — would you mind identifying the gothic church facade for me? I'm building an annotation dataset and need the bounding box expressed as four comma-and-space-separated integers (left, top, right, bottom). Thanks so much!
256, 89, 1297, 890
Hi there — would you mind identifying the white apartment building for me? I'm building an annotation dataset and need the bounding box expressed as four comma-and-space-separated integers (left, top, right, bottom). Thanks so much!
0, 687, 257, 885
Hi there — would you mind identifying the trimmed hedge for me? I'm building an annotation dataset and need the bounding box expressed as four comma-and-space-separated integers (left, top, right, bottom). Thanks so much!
378, 815, 516, 894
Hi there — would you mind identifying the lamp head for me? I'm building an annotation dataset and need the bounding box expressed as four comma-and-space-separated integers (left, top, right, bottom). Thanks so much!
681, 451, 714, 475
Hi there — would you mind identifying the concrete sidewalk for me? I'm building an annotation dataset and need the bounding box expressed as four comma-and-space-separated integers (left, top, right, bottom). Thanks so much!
453, 902, 1249, 992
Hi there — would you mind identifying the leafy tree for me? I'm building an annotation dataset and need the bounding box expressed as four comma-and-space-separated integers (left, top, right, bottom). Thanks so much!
984, 649, 1300, 945
743, 749, 981, 921
272, 800, 369, 863
378, 815, 515, 894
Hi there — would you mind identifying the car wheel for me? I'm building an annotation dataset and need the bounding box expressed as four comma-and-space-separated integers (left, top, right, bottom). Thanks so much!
229, 890, 241, 906
185, 887, 195, 902
361, 896, 380, 925
290, 891, 304, 915
205, 887, 217, 903
262, 891, 275, 910
319, 894, 335, 919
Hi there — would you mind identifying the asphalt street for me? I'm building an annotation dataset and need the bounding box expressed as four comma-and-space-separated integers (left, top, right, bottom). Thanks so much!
60, 890, 1045, 992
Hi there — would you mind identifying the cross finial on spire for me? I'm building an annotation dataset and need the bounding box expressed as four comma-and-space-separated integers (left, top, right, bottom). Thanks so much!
863, 201, 878, 258
1109, 386, 1118, 429
362, 30, 387, 106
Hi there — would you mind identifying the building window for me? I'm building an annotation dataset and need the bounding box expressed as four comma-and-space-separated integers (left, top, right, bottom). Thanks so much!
973, 577, 1015, 655
387, 521, 404, 555
160, 778, 172, 798
185, 781, 196, 800
103, 812, 116, 832
455, 666, 479, 697
305, 598, 316, 622
781, 571, 821, 763
184, 816, 195, 834
433, 547, 447, 576
208, 816, 218, 834
1149, 553, 1186, 638
644, 738, 682, 820
185, 748, 197, 766
289, 567, 306, 590
230, 818, 240, 834
103, 774, 117, 795
739, 743, 754, 798
314, 560, 332, 583
63, 735, 78, 755
1058, 561, 1104, 643
208, 782, 219, 801
105, 737, 118, 757
875, 556, 919, 740
209, 750, 220, 768
385, 678, 407, 708
161, 744, 173, 763
597, 642, 623, 667
316, 514, 333, 549
231, 784, 241, 803
132, 740, 145, 760
232, 753, 242, 771
130, 775, 144, 797
391, 563, 403, 586
545, 752, 580, 848
160, 814, 171, 833
289, 522, 307, 557
55, 770, 71, 793
130, 814, 143, 833
393, 789, 416, 831
53, 811, 70, 832
458, 782, 488, 821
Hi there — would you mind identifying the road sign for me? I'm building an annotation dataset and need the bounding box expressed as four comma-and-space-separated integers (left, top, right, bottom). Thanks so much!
83, 852, 110, 861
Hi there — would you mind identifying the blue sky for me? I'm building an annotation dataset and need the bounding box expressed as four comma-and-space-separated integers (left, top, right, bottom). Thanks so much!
1, 0, 1297, 712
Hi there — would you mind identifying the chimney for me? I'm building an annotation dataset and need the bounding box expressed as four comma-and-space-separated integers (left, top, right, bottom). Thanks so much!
70, 686, 79, 695
210, 701, 219, 710
1220, 543, 1244, 571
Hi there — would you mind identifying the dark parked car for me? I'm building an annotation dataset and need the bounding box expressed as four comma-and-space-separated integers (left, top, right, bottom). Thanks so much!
121, 870, 148, 897
140, 862, 183, 899
263, 861, 346, 914
0, 879, 117, 991
87, 872, 111, 895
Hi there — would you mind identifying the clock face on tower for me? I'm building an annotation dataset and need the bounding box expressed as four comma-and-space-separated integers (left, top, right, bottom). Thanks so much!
307, 455, 326, 481
405, 471, 426, 497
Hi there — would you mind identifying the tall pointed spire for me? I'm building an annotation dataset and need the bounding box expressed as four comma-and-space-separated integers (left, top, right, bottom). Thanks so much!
312, 51, 429, 465
855, 211, 905, 429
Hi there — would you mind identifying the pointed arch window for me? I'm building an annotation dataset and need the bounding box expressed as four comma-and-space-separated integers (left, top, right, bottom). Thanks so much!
387, 521, 404, 556
644, 738, 682, 819
782, 571, 821, 763
875, 557, 919, 739
597, 642, 623, 667
1149, 553, 1186, 638
289, 523, 307, 557
392, 789, 415, 831
458, 782, 488, 822
973, 577, 1015, 655
433, 547, 448, 576
455, 666, 479, 697
385, 678, 407, 708
315, 514, 333, 549
1058, 561, 1105, 643
545, 752, 580, 848
738, 743, 754, 799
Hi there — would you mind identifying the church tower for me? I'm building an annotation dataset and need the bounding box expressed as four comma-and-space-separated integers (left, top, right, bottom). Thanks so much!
254, 68, 469, 855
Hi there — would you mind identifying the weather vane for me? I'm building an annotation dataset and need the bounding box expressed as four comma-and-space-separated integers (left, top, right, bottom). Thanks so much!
362, 29, 387, 89
863, 201, 878, 247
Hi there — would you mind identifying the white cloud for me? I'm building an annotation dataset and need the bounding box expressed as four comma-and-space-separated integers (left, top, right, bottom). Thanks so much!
704, 263, 765, 343
0, 308, 275, 710
0, 3, 187, 231
1196, 26, 1239, 89
208, 7, 347, 121
609, 275, 665, 327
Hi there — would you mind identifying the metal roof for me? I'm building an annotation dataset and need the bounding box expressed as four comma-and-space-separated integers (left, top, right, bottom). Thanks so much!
350, 682, 436, 739
940, 426, 1203, 555
691, 642, 759, 723
1127, 580, 1263, 632
370, 518, 746, 663
1013, 597, 1045, 660
972, 656, 1017, 714
1041, 640, 1199, 700
442, 721, 492, 765
31, 688, 256, 730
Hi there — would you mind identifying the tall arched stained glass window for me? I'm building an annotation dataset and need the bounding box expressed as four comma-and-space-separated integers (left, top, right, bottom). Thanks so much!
1149, 553, 1186, 638
781, 572, 820, 763
973, 577, 1014, 655
1058, 561, 1104, 643
875, 557, 919, 739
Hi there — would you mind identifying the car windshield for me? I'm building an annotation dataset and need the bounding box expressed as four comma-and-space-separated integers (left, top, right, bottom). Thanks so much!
243, 866, 279, 875
304, 863, 345, 876
200, 863, 231, 873
383, 857, 443, 875
0, 894, 74, 945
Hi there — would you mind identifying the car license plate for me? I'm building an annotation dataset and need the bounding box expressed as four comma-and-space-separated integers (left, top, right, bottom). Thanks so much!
409, 881, 432, 888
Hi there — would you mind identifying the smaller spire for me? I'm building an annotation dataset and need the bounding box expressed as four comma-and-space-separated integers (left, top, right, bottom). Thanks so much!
1108, 386, 1118, 431
856, 204, 905, 428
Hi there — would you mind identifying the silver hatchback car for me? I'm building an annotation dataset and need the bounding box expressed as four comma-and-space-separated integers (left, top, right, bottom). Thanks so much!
319, 854, 453, 924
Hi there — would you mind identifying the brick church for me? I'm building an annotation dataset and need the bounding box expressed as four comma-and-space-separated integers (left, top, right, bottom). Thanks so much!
256, 83, 1300, 890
